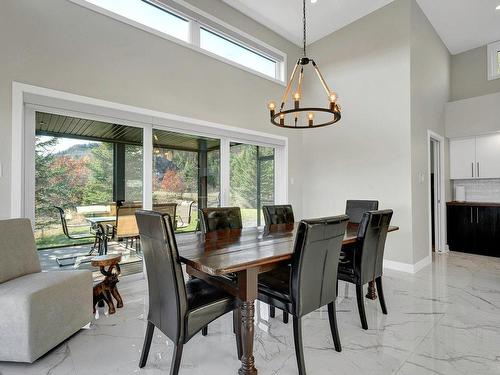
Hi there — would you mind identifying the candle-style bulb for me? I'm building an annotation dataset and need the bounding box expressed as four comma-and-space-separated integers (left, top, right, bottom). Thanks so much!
307, 112, 314, 127
268, 101, 276, 110
293, 92, 301, 101
329, 92, 337, 103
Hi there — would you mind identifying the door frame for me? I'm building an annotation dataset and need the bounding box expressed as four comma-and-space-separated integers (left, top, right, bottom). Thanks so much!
11, 82, 288, 221
427, 130, 447, 255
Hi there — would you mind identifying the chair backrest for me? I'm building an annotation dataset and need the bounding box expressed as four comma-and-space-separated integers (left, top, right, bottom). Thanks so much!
262, 205, 295, 225
345, 200, 379, 224
290, 215, 349, 317
178, 200, 195, 224
0, 218, 41, 284
153, 203, 177, 229
135, 210, 187, 343
356, 210, 393, 284
116, 203, 142, 237
199, 207, 242, 233
54, 206, 71, 238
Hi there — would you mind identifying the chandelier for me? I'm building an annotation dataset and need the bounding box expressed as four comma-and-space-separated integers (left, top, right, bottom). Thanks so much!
268, 0, 341, 129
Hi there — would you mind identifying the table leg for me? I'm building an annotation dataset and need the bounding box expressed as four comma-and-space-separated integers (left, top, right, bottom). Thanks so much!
237, 268, 258, 375
366, 280, 378, 300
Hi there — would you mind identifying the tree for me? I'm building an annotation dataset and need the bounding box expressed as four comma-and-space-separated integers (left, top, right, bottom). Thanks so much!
83, 143, 113, 204
34, 137, 65, 232
161, 169, 185, 193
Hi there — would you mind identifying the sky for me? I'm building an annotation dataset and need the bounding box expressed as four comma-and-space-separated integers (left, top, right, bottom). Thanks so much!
39, 136, 97, 154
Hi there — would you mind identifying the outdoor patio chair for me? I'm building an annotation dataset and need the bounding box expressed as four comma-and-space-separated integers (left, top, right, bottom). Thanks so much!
175, 200, 195, 229
153, 202, 178, 230
53, 206, 99, 266
107, 202, 142, 251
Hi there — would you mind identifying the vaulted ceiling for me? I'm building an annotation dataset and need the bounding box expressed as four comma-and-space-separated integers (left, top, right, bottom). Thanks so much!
223, 0, 500, 55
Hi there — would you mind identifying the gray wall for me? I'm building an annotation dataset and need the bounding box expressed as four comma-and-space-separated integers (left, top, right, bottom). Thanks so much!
445, 90, 500, 138
451, 45, 500, 101
301, 0, 413, 264
0, 0, 302, 219
409, 0, 450, 262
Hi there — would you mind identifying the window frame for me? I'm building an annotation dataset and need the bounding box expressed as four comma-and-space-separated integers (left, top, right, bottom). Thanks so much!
487, 40, 500, 81
69, 0, 287, 85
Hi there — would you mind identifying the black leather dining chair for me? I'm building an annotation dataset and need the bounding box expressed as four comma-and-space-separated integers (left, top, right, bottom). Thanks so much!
262, 204, 295, 225
135, 210, 239, 375
258, 215, 349, 375
262, 204, 295, 324
338, 209, 393, 330
345, 200, 379, 224
199, 207, 243, 233
197, 206, 243, 335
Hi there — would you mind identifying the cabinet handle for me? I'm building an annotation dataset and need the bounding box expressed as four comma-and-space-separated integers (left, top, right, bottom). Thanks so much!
477, 162, 480, 178
471, 162, 474, 177
470, 207, 473, 223
477, 207, 479, 223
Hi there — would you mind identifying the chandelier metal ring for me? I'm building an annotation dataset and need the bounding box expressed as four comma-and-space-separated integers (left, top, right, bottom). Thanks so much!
270, 108, 341, 129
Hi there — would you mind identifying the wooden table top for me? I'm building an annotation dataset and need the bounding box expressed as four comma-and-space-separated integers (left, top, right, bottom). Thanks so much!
178, 223, 399, 276
91, 254, 122, 267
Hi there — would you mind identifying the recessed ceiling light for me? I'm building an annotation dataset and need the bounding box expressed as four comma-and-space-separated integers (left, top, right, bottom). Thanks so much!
311, 0, 318, 3
496, 4, 500, 10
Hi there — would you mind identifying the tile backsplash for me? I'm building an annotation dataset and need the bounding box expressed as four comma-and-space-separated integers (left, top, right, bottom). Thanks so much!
452, 179, 500, 203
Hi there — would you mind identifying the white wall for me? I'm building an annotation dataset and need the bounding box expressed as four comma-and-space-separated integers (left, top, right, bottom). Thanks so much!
409, 0, 450, 262
0, 0, 302, 219
301, 0, 413, 264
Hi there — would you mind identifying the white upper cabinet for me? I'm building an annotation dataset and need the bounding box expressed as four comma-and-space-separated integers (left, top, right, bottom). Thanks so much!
475, 134, 500, 179
450, 134, 500, 179
450, 138, 476, 179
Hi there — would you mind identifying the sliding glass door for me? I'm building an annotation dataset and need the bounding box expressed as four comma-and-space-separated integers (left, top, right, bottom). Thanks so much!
152, 129, 220, 231
230, 143, 275, 227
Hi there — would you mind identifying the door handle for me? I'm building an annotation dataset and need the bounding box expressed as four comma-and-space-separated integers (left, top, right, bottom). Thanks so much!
471, 162, 474, 178
477, 207, 479, 223
477, 162, 480, 178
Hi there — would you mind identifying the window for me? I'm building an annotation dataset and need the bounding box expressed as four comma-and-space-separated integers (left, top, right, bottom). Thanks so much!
71, 0, 286, 82
85, 0, 189, 42
487, 41, 500, 81
200, 28, 277, 79
230, 143, 275, 227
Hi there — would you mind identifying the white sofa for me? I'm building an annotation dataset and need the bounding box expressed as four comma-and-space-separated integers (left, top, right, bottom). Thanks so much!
0, 218, 92, 363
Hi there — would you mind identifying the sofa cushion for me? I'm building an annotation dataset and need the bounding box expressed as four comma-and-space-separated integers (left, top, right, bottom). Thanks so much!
0, 270, 92, 362
0, 218, 41, 283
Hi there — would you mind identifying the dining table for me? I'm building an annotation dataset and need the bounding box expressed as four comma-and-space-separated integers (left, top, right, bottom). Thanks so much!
176, 221, 399, 375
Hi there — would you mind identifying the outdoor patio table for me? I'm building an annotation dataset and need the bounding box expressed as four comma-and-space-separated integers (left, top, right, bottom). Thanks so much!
86, 216, 116, 255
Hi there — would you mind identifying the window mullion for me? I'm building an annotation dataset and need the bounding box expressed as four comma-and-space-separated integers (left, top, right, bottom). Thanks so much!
220, 138, 231, 207
189, 20, 200, 47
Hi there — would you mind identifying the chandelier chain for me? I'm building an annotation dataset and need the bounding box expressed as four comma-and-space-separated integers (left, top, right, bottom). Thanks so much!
303, 0, 307, 57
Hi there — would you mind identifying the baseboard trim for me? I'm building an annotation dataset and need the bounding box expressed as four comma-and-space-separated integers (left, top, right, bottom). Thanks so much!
384, 255, 431, 274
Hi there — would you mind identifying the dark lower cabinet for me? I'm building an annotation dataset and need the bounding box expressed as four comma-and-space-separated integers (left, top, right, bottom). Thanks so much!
447, 203, 500, 257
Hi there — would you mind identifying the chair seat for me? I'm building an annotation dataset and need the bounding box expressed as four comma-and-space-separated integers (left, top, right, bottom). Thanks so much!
258, 265, 293, 312
184, 278, 236, 341
186, 278, 233, 310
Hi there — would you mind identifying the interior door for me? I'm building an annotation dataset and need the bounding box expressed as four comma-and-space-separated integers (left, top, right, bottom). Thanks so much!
450, 138, 476, 179
475, 134, 500, 179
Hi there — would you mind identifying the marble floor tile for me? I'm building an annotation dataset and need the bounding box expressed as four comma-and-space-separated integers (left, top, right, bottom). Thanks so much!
1, 252, 500, 375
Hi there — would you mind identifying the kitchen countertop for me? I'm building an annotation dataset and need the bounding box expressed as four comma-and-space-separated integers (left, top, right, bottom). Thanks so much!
447, 201, 500, 207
